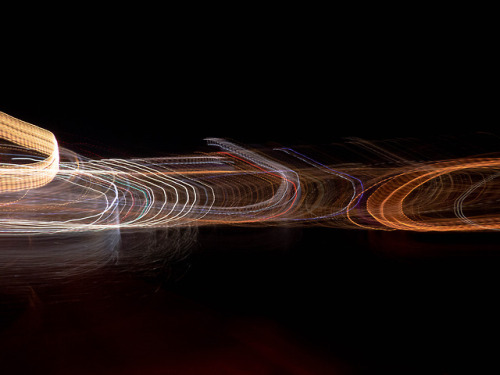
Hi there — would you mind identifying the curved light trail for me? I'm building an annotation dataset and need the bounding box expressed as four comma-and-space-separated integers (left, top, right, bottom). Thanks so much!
0, 111, 59, 192
1, 111, 500, 235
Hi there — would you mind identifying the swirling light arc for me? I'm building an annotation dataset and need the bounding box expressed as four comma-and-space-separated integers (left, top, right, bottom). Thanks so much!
1, 110, 500, 234
0, 111, 59, 192
366, 158, 500, 231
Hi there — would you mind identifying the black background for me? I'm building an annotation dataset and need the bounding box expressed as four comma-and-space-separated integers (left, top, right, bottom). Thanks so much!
1, 16, 499, 374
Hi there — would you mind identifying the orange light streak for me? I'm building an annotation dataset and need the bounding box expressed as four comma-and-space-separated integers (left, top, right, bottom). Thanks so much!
2, 111, 500, 234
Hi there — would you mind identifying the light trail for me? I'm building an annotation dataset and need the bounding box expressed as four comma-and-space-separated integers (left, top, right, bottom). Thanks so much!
1, 111, 500, 235
0, 111, 59, 192
366, 158, 500, 231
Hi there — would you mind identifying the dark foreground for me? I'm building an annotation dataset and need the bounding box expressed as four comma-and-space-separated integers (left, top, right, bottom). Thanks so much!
1, 227, 500, 374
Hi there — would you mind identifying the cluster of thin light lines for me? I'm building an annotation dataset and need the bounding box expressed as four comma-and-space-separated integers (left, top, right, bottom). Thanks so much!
1, 111, 500, 235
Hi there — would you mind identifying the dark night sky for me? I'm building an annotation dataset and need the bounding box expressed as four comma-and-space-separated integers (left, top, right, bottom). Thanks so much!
1, 23, 499, 374
2, 26, 495, 152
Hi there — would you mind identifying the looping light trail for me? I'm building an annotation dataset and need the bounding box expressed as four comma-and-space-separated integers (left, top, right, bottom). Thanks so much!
0, 111, 59, 192
1, 111, 500, 234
